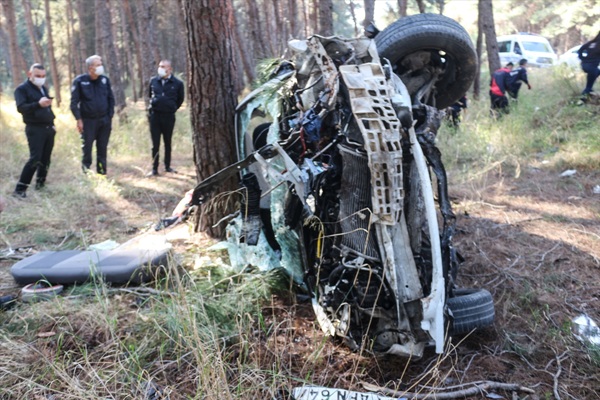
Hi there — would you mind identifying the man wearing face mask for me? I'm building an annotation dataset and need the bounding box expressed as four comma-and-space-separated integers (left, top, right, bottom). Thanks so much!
146, 59, 185, 176
13, 63, 56, 198
70, 55, 115, 175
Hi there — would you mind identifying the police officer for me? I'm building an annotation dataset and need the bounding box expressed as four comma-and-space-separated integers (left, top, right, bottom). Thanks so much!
507, 59, 531, 99
147, 59, 184, 176
70, 55, 115, 175
13, 63, 56, 198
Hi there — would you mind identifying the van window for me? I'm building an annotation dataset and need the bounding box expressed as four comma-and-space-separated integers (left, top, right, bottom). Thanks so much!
514, 42, 522, 55
522, 41, 552, 53
498, 40, 511, 53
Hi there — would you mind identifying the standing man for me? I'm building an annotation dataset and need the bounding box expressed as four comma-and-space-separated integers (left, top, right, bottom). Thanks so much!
578, 31, 600, 102
507, 59, 531, 100
13, 63, 56, 198
489, 62, 513, 116
70, 55, 115, 175
147, 59, 185, 176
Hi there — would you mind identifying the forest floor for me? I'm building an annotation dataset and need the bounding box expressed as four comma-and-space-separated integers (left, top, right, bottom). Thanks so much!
1, 148, 599, 399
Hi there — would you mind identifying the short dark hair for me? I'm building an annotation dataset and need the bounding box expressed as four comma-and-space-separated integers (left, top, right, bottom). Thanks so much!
30, 63, 45, 72
506, 62, 514, 67
519, 59, 528, 66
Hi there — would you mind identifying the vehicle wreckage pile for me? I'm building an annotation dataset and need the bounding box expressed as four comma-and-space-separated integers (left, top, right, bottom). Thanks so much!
167, 13, 494, 358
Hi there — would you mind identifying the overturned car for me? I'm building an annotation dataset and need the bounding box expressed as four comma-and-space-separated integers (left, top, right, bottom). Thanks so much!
172, 14, 494, 357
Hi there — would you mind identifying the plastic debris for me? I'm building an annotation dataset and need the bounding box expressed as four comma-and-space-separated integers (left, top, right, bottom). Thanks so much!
560, 169, 577, 177
572, 314, 600, 345
593, 185, 600, 195
87, 240, 120, 251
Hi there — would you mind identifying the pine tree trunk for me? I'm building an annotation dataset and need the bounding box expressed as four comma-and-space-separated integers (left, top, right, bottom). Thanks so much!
119, 1, 137, 103
473, 1, 483, 100
43, 0, 60, 105
397, 0, 407, 17
76, 0, 89, 73
95, 0, 126, 113
318, 0, 333, 36
137, 0, 160, 106
65, 0, 76, 85
479, 0, 500, 75
415, 0, 425, 13
22, 0, 45, 64
363, 0, 374, 28
1, 0, 24, 87
348, 0, 359, 36
181, 0, 239, 237
122, 0, 144, 101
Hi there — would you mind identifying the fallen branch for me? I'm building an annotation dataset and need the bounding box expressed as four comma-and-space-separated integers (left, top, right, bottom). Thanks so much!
361, 380, 535, 399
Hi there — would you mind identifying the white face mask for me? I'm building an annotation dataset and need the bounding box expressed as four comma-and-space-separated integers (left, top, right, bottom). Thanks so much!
94, 65, 105, 76
157, 67, 167, 78
32, 77, 46, 87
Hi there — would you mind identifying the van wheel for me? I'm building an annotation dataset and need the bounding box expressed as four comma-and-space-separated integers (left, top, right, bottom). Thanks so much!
447, 288, 495, 334
375, 13, 477, 109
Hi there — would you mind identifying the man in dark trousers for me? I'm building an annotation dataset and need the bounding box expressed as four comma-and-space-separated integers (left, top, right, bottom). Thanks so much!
578, 31, 600, 101
507, 58, 532, 100
13, 63, 56, 198
70, 55, 115, 175
489, 62, 513, 116
147, 59, 185, 176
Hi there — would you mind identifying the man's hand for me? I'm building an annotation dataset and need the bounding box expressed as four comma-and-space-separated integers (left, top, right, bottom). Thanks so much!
76, 119, 84, 133
528, 84, 532, 90
38, 97, 52, 108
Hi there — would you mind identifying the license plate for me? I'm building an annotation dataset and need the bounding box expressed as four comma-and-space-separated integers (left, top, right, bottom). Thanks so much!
291, 385, 407, 400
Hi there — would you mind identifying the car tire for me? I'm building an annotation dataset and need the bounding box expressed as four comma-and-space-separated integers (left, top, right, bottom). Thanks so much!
447, 288, 495, 334
375, 13, 477, 109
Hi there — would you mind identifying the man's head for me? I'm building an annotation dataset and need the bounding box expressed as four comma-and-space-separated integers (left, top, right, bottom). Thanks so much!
519, 59, 528, 66
158, 60, 173, 79
28, 63, 46, 87
505, 62, 514, 71
86, 55, 104, 79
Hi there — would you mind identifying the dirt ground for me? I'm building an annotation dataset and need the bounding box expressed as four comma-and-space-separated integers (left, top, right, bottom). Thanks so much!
1, 160, 599, 399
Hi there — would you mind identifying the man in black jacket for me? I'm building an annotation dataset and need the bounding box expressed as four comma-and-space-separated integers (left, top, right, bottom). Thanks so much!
13, 63, 56, 198
578, 31, 600, 100
147, 59, 185, 176
70, 55, 115, 175
507, 59, 532, 100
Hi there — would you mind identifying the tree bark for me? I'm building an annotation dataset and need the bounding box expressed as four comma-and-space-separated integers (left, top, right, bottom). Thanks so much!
181, 0, 239, 237
318, 0, 333, 36
137, 0, 160, 106
122, 0, 144, 101
363, 0, 375, 29
76, 0, 89, 74
347, 0, 359, 36
21, 0, 45, 64
479, 0, 500, 76
415, 0, 425, 13
397, 0, 407, 17
65, 0, 76, 86
95, 0, 126, 113
119, 1, 137, 103
233, 8, 256, 86
43, 0, 60, 105
1, 0, 25, 87
473, 1, 483, 100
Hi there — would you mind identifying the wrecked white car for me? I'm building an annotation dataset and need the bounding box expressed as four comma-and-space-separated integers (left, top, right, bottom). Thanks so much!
179, 14, 494, 357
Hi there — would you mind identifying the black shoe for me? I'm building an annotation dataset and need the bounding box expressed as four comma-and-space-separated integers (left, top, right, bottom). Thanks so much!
35, 182, 45, 190
165, 167, 177, 173
146, 169, 159, 177
12, 190, 26, 198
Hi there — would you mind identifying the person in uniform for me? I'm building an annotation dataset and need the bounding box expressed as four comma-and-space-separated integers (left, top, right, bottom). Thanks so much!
70, 55, 115, 175
507, 58, 532, 100
146, 59, 185, 176
13, 63, 56, 198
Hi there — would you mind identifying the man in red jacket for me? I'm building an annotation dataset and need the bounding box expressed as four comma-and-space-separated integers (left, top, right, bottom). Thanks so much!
489, 62, 513, 116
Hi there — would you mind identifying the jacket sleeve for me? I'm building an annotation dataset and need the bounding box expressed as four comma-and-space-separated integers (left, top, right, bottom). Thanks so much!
177, 80, 184, 109
107, 78, 115, 118
70, 78, 82, 120
15, 85, 40, 115
578, 42, 590, 59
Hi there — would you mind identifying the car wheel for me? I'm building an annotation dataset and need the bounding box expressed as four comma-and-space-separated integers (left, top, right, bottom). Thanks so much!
375, 13, 477, 109
447, 288, 495, 334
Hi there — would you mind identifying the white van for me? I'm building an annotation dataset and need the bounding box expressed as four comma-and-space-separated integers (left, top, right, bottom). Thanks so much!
497, 33, 558, 68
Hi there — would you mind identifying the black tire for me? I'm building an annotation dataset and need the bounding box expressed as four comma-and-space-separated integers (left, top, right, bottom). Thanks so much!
375, 13, 477, 109
447, 288, 495, 334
